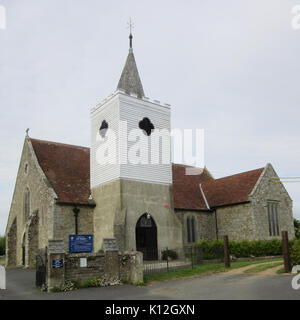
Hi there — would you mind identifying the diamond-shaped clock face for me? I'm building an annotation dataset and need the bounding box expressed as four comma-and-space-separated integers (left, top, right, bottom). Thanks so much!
99, 120, 108, 138
139, 117, 154, 136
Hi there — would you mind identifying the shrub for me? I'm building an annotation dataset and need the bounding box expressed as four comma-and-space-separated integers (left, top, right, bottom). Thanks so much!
294, 219, 300, 240
196, 238, 282, 260
161, 249, 178, 261
290, 239, 300, 267
197, 239, 224, 260
0, 236, 5, 256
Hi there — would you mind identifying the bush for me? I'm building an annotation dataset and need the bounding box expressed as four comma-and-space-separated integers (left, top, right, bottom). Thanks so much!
290, 239, 300, 267
0, 236, 5, 256
197, 239, 224, 260
294, 219, 300, 240
161, 249, 178, 261
195, 238, 282, 260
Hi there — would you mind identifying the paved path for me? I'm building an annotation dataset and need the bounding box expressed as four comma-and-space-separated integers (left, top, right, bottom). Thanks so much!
0, 266, 299, 300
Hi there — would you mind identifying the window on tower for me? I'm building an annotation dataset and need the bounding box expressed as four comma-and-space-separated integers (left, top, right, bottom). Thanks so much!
99, 120, 108, 138
139, 117, 154, 136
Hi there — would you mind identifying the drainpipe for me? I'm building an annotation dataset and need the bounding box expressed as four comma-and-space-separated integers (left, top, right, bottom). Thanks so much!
214, 209, 219, 240
73, 207, 80, 235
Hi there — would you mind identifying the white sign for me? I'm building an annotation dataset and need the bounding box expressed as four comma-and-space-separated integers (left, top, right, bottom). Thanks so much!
0, 265, 6, 290
80, 258, 87, 268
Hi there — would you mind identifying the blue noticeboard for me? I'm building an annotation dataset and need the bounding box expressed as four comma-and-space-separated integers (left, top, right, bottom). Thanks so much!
52, 259, 63, 269
69, 235, 93, 253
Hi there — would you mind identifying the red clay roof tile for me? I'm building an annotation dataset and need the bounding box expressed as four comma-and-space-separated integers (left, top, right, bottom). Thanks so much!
201, 168, 264, 208
30, 138, 264, 210
30, 138, 94, 206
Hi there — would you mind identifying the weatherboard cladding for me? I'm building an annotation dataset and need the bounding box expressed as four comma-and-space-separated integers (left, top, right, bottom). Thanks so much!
119, 94, 172, 184
90, 92, 172, 188
90, 96, 120, 188
30, 138, 264, 210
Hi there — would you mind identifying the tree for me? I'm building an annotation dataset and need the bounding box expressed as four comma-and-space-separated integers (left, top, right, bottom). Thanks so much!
0, 236, 5, 256
294, 218, 300, 239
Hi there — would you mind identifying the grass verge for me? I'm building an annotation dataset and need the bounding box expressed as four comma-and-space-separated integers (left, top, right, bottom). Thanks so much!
276, 268, 286, 274
243, 261, 283, 273
144, 258, 283, 284
276, 268, 300, 275
0, 257, 5, 265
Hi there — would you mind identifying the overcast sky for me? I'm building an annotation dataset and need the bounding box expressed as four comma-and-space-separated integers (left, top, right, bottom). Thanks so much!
0, 0, 299, 235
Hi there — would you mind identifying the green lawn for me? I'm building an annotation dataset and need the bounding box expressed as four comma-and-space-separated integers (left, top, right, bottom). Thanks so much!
144, 258, 283, 284
0, 257, 5, 265
244, 261, 283, 273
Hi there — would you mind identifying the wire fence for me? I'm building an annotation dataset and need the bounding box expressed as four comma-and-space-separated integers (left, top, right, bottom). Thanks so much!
143, 246, 204, 275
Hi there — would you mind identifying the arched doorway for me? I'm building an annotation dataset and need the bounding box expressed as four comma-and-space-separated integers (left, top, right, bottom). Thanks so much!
136, 213, 158, 260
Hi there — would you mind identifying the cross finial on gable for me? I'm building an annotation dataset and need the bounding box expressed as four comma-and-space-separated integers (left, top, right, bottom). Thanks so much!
26, 128, 30, 137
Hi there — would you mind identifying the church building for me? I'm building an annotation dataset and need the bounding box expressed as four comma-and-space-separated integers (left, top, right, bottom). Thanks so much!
5, 32, 295, 268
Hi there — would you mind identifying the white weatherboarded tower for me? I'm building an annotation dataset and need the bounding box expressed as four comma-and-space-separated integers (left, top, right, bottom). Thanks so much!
90, 32, 182, 258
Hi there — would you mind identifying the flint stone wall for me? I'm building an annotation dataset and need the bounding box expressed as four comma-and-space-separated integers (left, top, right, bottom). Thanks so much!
54, 251, 143, 288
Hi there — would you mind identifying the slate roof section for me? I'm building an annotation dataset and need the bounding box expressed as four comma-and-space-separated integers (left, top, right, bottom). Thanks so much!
117, 51, 145, 98
30, 138, 264, 210
30, 138, 94, 206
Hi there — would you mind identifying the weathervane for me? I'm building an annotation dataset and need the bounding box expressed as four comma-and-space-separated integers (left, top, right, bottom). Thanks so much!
127, 17, 134, 49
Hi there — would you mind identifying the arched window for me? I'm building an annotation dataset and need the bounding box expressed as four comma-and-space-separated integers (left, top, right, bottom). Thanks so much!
187, 215, 196, 243
24, 188, 30, 221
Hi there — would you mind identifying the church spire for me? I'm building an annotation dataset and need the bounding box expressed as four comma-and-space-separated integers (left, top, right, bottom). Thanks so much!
117, 19, 145, 98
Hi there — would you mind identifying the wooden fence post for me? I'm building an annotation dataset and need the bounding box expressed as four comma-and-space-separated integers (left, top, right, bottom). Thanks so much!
224, 235, 230, 268
281, 231, 291, 273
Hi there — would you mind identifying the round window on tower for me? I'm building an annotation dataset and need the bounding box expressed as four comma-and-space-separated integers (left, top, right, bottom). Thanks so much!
139, 117, 154, 136
99, 120, 108, 138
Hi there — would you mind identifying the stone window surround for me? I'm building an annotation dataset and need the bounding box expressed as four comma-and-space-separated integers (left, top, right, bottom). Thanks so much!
186, 215, 196, 243
266, 200, 280, 237
41, 207, 44, 225
23, 187, 30, 223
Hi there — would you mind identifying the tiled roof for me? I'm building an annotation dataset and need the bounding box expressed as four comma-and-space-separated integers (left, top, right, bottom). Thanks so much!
201, 168, 264, 209
172, 163, 215, 210
30, 138, 94, 206
30, 138, 264, 210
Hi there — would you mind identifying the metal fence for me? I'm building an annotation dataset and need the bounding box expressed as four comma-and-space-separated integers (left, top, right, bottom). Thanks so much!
143, 246, 204, 275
